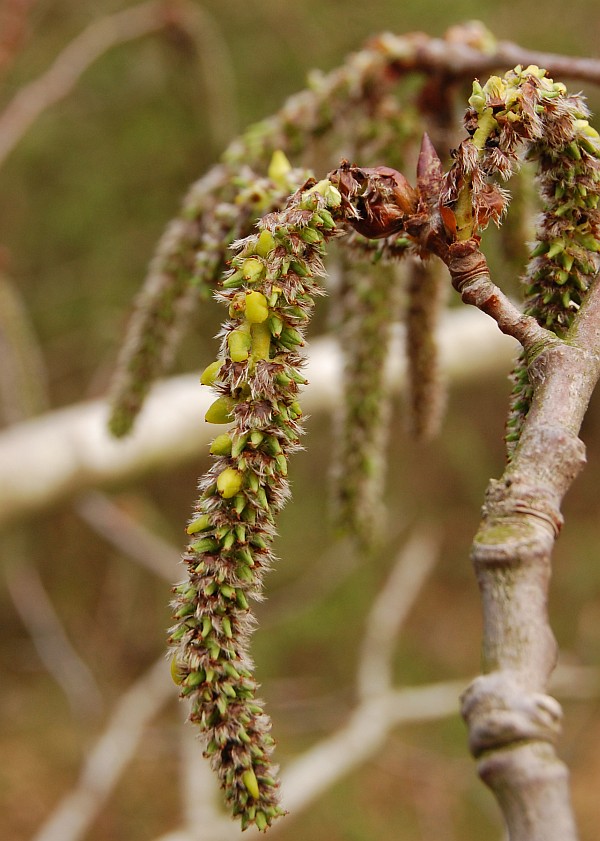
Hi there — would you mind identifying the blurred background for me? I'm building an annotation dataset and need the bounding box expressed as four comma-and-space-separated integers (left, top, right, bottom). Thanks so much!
1, 2, 600, 840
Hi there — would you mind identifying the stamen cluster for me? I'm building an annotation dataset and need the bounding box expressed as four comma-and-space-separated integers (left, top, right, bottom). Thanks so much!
168, 177, 343, 830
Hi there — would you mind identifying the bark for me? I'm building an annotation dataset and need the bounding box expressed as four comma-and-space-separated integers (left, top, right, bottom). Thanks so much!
448, 248, 600, 840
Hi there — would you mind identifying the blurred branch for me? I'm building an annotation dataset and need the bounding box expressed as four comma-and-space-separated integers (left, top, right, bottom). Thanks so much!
4, 536, 103, 718
356, 525, 441, 702
0, 308, 518, 529
0, 0, 236, 170
280, 680, 467, 816
0, 269, 48, 424
167, 0, 238, 150
32, 657, 173, 841
74, 490, 180, 580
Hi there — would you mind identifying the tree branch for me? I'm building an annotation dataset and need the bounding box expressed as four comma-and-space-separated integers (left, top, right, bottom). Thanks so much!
0, 311, 517, 529
32, 657, 173, 841
457, 277, 600, 839
356, 526, 441, 702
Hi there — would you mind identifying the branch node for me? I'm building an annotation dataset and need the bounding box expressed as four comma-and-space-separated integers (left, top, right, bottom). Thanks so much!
461, 672, 563, 758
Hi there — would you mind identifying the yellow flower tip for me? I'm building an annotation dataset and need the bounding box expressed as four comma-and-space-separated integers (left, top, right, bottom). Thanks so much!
309, 179, 342, 207
170, 657, 186, 686
242, 257, 265, 283
482, 75, 506, 99
209, 433, 233, 456
255, 229, 276, 258
241, 767, 260, 800
217, 467, 244, 499
228, 328, 252, 362
200, 359, 223, 386
245, 290, 269, 324
268, 149, 292, 187
522, 64, 546, 80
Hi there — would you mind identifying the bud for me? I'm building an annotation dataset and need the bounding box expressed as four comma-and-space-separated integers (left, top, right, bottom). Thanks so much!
268, 149, 292, 187
242, 257, 265, 283
191, 537, 220, 553
221, 269, 245, 289
255, 812, 268, 831
250, 322, 272, 361
200, 359, 223, 386
170, 657, 186, 685
210, 433, 232, 455
217, 467, 244, 499
186, 514, 211, 535
242, 768, 260, 800
268, 314, 283, 337
255, 229, 276, 257
205, 396, 235, 424
228, 328, 252, 362
245, 290, 269, 323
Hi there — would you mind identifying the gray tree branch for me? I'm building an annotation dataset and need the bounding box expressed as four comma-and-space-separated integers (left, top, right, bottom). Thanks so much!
453, 258, 600, 839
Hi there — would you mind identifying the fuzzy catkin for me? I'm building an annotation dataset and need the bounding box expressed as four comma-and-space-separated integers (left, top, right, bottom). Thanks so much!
168, 179, 343, 830
404, 257, 448, 441
445, 66, 600, 455
331, 256, 400, 549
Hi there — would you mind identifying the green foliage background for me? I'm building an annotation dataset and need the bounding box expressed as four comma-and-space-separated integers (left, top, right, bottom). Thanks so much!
1, 2, 600, 840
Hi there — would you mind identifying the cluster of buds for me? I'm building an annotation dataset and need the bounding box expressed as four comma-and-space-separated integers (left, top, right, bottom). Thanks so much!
168, 169, 343, 830
438, 66, 600, 451
109, 156, 312, 438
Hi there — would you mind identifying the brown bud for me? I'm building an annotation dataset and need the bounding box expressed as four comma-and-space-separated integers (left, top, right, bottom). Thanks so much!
416, 133, 443, 210
329, 161, 417, 239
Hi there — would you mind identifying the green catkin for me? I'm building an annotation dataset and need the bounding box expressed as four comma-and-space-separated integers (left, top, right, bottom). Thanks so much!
168, 179, 343, 830
404, 257, 448, 441
107, 31, 431, 439
448, 66, 600, 456
331, 257, 401, 550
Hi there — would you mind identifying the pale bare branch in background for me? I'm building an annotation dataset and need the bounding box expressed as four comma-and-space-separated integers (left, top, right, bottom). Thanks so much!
0, 309, 518, 527
4, 541, 104, 718
356, 526, 441, 702
280, 680, 467, 816
74, 490, 180, 580
32, 657, 173, 841
0, 0, 237, 170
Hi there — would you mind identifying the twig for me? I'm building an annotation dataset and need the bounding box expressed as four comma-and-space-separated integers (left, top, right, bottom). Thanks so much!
0, 310, 517, 528
74, 490, 180, 581
32, 657, 173, 841
356, 525, 441, 701
0, 0, 213, 170
280, 680, 467, 815
4, 536, 103, 718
